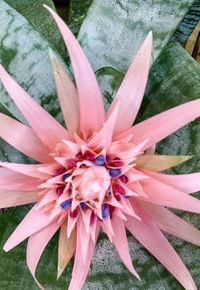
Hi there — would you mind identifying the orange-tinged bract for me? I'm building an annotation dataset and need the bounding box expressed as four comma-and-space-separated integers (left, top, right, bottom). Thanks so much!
0, 5, 200, 290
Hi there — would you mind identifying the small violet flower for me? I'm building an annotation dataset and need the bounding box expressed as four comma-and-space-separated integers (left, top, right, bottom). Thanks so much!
0, 5, 200, 290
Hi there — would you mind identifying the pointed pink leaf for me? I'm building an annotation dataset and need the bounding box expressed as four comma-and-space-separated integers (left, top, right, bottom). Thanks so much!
88, 102, 120, 149
49, 49, 79, 133
36, 189, 57, 210
120, 197, 141, 219
117, 139, 148, 161
110, 135, 133, 152
67, 214, 78, 239
0, 168, 41, 191
105, 195, 123, 208
118, 98, 200, 150
129, 180, 147, 197
68, 220, 100, 290
120, 182, 140, 197
114, 208, 127, 222
37, 163, 60, 175
27, 220, 60, 290
0, 162, 50, 179
49, 205, 63, 221
140, 201, 200, 246
71, 198, 81, 212
107, 32, 153, 135
125, 202, 197, 290
76, 217, 91, 263
58, 211, 68, 224
44, 5, 105, 136
138, 176, 200, 214
0, 65, 72, 150
100, 216, 114, 242
0, 189, 38, 209
81, 209, 92, 234
144, 170, 200, 194
90, 216, 98, 242
127, 168, 148, 183
112, 215, 140, 279
62, 139, 81, 155
4, 205, 57, 252
0, 113, 52, 163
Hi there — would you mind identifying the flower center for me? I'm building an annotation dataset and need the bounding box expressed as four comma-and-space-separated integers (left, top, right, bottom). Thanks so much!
75, 166, 110, 202
39, 148, 133, 221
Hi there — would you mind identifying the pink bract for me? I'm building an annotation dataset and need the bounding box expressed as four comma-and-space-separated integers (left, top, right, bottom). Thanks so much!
0, 5, 200, 290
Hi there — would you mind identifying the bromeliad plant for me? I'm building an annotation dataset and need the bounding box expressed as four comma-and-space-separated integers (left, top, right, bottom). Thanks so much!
0, 5, 200, 290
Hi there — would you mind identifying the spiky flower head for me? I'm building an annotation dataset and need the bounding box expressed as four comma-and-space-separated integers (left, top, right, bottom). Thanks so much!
0, 5, 200, 290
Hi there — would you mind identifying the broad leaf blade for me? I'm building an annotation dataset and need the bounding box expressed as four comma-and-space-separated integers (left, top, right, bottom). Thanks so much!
0, 0, 63, 123
5, 0, 67, 61
78, 0, 195, 72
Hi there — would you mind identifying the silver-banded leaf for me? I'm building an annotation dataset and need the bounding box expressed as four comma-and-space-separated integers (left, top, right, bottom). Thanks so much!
78, 0, 195, 72
0, 1, 64, 123
4, 0, 67, 61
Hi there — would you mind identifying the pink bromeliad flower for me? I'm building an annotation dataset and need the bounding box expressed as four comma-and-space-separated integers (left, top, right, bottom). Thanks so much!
1, 5, 200, 290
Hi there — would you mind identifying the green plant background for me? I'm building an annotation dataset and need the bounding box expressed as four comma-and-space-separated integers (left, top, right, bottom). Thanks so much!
0, 0, 200, 289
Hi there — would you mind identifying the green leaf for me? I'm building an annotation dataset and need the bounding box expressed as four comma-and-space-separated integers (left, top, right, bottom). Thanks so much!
78, 0, 195, 72
0, 0, 65, 123
68, 0, 92, 36
4, 0, 67, 60
95, 67, 124, 109
173, 0, 200, 44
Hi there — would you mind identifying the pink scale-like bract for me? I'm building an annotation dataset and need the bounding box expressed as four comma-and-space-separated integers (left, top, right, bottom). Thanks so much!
0, 5, 200, 290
